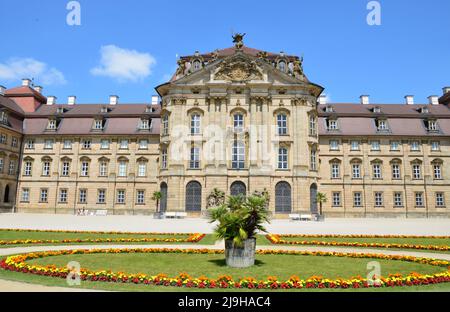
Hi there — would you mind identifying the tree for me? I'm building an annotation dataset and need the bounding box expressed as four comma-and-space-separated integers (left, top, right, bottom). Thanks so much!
152, 191, 162, 213
316, 192, 327, 216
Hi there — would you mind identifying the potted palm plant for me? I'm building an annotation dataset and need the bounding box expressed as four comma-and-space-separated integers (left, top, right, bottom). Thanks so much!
152, 191, 163, 219
315, 192, 327, 221
209, 194, 270, 268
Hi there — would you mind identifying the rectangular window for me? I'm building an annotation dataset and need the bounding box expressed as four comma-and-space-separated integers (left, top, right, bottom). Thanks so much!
327, 119, 338, 131
232, 142, 245, 170
100, 139, 110, 149
0, 134, 6, 144
138, 162, 147, 177
436, 193, 445, 208
353, 192, 362, 207
331, 163, 340, 179
277, 114, 288, 135
434, 165, 442, 180
390, 141, 400, 151
21, 188, 30, 202
117, 190, 126, 204
329, 140, 339, 151
12, 137, 18, 148
120, 139, 129, 149
79, 189, 87, 204
59, 189, 68, 203
374, 192, 383, 207
25, 139, 35, 149
63, 140, 72, 149
82, 140, 91, 149
139, 140, 148, 149
0, 158, 3, 173
427, 120, 438, 132
332, 192, 341, 207
352, 164, 361, 179
40, 189, 48, 203
140, 119, 151, 130
392, 164, 401, 179
310, 149, 317, 171
191, 115, 201, 135
371, 141, 381, 151
410, 141, 421, 151
309, 116, 317, 136
80, 162, 89, 177
136, 190, 145, 205
190, 147, 200, 169
377, 120, 389, 131
161, 149, 168, 169
118, 161, 128, 177
394, 192, 403, 207
350, 140, 360, 151
99, 162, 108, 177
61, 162, 70, 177
415, 192, 424, 207
162, 115, 169, 136
94, 120, 103, 130
373, 164, 382, 179
24, 161, 32, 176
278, 148, 288, 170
412, 164, 422, 179
44, 139, 54, 149
97, 189, 106, 204
8, 160, 15, 175
431, 141, 440, 151
234, 114, 244, 133
47, 119, 57, 130
42, 162, 51, 176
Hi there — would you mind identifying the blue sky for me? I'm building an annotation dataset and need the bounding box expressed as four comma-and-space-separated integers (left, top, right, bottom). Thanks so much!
0, 0, 449, 104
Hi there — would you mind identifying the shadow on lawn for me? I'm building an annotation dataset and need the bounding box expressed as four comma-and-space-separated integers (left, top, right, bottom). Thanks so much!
208, 259, 266, 267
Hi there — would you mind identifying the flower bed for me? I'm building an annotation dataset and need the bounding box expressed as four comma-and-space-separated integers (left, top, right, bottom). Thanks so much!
1, 248, 449, 290
0, 232, 205, 246
266, 234, 450, 252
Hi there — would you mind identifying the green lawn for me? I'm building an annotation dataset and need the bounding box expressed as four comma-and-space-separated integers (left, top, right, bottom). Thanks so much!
0, 230, 216, 247
2, 252, 449, 292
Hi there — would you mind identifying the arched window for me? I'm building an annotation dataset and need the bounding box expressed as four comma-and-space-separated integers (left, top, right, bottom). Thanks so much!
230, 181, 246, 197
232, 141, 245, 169
160, 182, 168, 213
275, 182, 291, 213
278, 61, 286, 72
191, 114, 201, 135
193, 60, 201, 71
4, 185, 10, 203
186, 181, 202, 212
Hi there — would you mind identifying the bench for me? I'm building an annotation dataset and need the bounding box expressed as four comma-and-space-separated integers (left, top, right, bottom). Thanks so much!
175, 212, 188, 219
165, 212, 177, 219
95, 210, 108, 216
289, 214, 301, 221
300, 214, 313, 221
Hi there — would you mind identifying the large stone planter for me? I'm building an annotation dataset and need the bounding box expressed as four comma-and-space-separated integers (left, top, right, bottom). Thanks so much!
225, 238, 256, 268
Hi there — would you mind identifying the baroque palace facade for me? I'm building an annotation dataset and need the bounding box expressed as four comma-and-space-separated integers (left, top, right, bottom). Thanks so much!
1, 37, 449, 218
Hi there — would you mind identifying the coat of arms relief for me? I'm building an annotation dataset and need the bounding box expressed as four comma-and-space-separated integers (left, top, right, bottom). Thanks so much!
214, 56, 264, 82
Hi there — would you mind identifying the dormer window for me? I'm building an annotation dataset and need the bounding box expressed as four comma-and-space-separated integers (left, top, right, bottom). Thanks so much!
0, 111, 8, 125
145, 106, 155, 113
47, 119, 59, 130
425, 119, 438, 132
375, 119, 389, 131
193, 60, 202, 71
325, 106, 334, 113
139, 118, 151, 130
278, 60, 286, 72
93, 119, 105, 130
326, 118, 339, 131
372, 107, 381, 113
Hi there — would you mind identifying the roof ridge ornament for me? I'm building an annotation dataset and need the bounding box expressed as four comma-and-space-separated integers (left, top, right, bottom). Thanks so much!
232, 32, 246, 50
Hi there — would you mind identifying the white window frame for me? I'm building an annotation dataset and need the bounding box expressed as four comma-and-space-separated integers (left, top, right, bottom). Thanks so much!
353, 192, 362, 207
232, 141, 245, 170
415, 192, 424, 207
138, 162, 147, 177
118, 161, 128, 177
79, 189, 87, 204
40, 189, 48, 203
59, 189, 68, 203
42, 161, 51, 176
80, 161, 89, 177
277, 114, 288, 135
98, 189, 106, 204
21, 188, 30, 202
331, 163, 340, 179
374, 192, 383, 207
278, 147, 288, 170
394, 192, 403, 207
332, 192, 341, 207
117, 190, 126, 204
24, 161, 32, 176
136, 190, 145, 205
191, 114, 201, 135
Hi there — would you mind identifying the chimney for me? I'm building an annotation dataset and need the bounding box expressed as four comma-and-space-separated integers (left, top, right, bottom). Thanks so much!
318, 95, 327, 105
0, 85, 5, 96
47, 96, 57, 105
68, 96, 76, 105
109, 95, 119, 105
443, 87, 450, 95
360, 95, 370, 105
22, 78, 32, 87
405, 95, 414, 105
428, 96, 439, 106
151, 95, 159, 105
34, 86, 43, 93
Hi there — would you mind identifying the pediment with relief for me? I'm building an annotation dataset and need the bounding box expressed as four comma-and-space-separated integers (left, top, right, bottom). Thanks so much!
214, 56, 263, 82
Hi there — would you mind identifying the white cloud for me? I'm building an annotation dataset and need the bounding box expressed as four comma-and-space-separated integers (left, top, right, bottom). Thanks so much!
0, 57, 66, 85
91, 45, 156, 82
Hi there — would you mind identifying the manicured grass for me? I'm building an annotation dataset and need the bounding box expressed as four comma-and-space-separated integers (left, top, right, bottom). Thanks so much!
2, 252, 449, 292
0, 230, 216, 248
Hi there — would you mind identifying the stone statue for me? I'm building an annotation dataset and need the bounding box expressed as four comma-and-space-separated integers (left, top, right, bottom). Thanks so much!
232, 33, 246, 49
175, 59, 186, 77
